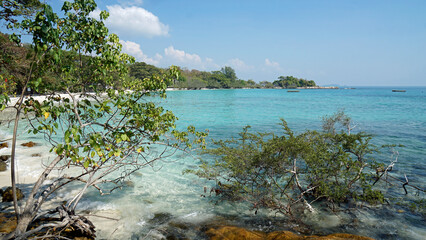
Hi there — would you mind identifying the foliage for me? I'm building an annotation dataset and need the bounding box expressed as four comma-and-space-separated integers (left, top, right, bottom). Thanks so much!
1, 1, 207, 239
0, 0, 43, 24
273, 76, 316, 88
175, 66, 247, 89
189, 112, 395, 217
129, 61, 164, 81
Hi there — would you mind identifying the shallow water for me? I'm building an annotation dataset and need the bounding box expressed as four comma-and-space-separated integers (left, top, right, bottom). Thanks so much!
0, 87, 425, 239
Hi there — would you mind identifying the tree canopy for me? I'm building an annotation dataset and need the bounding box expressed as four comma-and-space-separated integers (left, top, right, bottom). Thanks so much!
273, 76, 316, 88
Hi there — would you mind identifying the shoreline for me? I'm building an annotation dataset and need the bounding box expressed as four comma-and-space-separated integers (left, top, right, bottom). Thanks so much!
166, 86, 339, 91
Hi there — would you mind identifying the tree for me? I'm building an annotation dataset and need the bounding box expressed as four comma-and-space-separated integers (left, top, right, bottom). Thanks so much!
128, 61, 164, 81
273, 76, 316, 88
189, 112, 407, 219
221, 66, 237, 83
1, 1, 207, 239
0, 0, 43, 25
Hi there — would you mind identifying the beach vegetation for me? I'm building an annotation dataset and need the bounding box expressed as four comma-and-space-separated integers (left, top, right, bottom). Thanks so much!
0, 0, 207, 239
189, 111, 406, 217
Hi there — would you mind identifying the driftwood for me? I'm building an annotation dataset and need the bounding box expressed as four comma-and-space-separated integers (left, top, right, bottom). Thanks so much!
10, 205, 96, 240
55, 205, 96, 239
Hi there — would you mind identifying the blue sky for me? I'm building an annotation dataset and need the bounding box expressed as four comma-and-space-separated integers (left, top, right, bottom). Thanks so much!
47, 1, 426, 85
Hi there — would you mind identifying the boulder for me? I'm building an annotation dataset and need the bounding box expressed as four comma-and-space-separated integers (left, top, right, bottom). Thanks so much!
2, 187, 24, 202
206, 226, 375, 240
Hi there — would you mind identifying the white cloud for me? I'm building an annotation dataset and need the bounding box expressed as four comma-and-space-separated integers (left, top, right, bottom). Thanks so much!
164, 46, 202, 64
228, 58, 253, 72
118, 0, 143, 6
91, 5, 169, 38
265, 58, 280, 68
120, 40, 160, 65
160, 46, 221, 70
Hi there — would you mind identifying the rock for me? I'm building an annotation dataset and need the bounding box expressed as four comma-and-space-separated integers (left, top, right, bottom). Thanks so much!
148, 212, 173, 225
31, 153, 41, 157
206, 226, 375, 240
169, 221, 190, 230
159, 221, 192, 240
206, 226, 265, 240
2, 187, 24, 202
21, 141, 36, 147
0, 213, 17, 233
0, 142, 8, 149
0, 161, 7, 171
0, 155, 10, 162
124, 180, 135, 188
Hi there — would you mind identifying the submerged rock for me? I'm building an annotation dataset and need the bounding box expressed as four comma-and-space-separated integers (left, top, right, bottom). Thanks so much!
148, 212, 173, 225
0, 155, 10, 162
124, 180, 135, 188
0, 161, 7, 171
0, 142, 8, 149
206, 226, 375, 240
0, 213, 17, 233
31, 153, 41, 157
21, 141, 36, 147
2, 187, 24, 202
206, 226, 265, 240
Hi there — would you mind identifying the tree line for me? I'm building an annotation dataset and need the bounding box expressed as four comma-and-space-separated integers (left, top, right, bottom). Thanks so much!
1, 32, 317, 95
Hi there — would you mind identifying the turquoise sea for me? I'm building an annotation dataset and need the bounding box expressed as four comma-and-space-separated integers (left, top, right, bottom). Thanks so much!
165, 87, 426, 188
1, 87, 425, 239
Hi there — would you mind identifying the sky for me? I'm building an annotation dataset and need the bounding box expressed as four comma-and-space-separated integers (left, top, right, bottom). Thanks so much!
28, 1, 426, 85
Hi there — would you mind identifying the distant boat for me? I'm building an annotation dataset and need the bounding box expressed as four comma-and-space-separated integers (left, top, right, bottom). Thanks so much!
287, 90, 300, 92
392, 90, 406, 92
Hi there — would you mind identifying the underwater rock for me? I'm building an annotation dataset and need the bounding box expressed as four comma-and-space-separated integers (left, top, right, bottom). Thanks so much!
0, 213, 17, 233
148, 212, 173, 225
0, 161, 7, 171
0, 155, 10, 161
206, 226, 375, 240
2, 187, 24, 202
168, 221, 190, 230
0, 142, 8, 149
206, 226, 265, 240
21, 141, 36, 147
31, 153, 41, 157
124, 180, 135, 188
158, 221, 193, 240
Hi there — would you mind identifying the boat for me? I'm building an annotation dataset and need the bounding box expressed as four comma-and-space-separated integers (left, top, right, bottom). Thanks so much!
392, 90, 406, 92
287, 90, 300, 92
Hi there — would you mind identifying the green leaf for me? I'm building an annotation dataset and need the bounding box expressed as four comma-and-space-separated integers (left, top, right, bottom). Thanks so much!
83, 161, 90, 168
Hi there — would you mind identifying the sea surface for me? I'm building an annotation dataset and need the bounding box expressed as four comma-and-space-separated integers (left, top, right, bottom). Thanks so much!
0, 87, 425, 239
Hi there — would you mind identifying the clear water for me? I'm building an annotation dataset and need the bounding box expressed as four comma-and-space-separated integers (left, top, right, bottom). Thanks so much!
1, 87, 425, 239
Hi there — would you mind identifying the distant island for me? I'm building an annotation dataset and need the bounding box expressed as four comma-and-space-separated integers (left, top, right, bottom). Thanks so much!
130, 62, 337, 90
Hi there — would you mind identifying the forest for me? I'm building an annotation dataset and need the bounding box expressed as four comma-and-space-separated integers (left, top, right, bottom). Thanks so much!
1, 32, 317, 95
